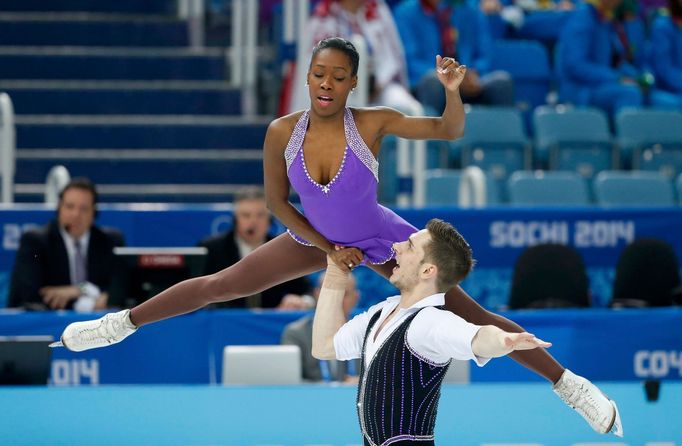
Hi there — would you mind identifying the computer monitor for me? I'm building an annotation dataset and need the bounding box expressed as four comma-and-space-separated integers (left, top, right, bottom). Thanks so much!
222, 345, 302, 385
0, 336, 53, 385
110, 247, 207, 308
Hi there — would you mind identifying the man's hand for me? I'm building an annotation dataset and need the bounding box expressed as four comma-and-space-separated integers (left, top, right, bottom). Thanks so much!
40, 285, 80, 309
502, 332, 552, 354
473, 326, 551, 358
436, 55, 467, 93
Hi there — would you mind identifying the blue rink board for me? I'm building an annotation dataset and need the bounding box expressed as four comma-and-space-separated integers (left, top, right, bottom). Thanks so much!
3, 308, 682, 384
0, 382, 679, 446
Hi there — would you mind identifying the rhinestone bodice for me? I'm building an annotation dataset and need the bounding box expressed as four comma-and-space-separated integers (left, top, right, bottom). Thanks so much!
284, 107, 416, 265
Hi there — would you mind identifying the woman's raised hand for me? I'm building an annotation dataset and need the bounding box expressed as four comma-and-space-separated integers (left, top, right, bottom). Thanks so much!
436, 55, 467, 92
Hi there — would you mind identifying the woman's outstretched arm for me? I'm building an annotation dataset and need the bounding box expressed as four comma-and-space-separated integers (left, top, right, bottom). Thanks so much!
367, 55, 466, 143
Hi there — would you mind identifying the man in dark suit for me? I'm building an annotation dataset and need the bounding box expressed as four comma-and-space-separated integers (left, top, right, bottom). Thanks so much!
8, 178, 124, 311
198, 187, 311, 308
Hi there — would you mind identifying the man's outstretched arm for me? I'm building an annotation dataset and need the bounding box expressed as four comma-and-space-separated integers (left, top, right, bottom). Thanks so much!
471, 326, 551, 359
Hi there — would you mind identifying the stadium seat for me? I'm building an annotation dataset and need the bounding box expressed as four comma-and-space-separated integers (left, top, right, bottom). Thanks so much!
615, 108, 682, 177
509, 243, 591, 309
507, 170, 590, 206
455, 106, 530, 184
378, 136, 450, 205
533, 106, 614, 177
611, 238, 682, 307
424, 168, 500, 206
490, 39, 551, 110
424, 169, 461, 206
593, 171, 675, 206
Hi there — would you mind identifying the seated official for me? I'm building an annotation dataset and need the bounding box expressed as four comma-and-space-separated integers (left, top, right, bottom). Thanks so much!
198, 187, 311, 309
8, 178, 124, 312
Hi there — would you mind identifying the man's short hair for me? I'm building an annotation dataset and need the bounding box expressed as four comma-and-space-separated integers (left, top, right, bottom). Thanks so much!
233, 186, 265, 203
58, 177, 98, 207
423, 218, 475, 292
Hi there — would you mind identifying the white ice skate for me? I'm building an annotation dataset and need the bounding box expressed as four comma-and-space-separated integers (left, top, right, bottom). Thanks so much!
50, 309, 137, 352
553, 369, 623, 437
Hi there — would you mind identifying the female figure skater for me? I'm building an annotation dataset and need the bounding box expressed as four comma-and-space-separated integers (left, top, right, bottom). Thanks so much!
55, 37, 621, 437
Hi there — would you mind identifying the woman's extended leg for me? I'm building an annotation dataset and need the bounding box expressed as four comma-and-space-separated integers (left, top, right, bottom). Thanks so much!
131, 234, 326, 326
443, 285, 564, 383
57, 234, 326, 351
368, 261, 564, 383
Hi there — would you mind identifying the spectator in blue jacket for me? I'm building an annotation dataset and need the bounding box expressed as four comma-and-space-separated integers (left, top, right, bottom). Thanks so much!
556, 0, 644, 115
480, 0, 575, 44
650, 0, 682, 100
611, 0, 682, 107
640, 0, 669, 20
394, 0, 514, 113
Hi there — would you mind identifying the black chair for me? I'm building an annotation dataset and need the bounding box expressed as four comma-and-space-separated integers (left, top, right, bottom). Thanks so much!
611, 239, 681, 308
509, 243, 590, 309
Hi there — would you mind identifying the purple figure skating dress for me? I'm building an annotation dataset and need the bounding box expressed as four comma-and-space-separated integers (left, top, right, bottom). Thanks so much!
285, 107, 416, 265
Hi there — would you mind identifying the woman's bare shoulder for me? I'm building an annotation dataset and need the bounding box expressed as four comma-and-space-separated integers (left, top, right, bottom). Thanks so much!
266, 111, 305, 147
350, 106, 401, 135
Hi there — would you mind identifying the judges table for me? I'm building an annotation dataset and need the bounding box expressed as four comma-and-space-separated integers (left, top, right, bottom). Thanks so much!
1, 308, 681, 385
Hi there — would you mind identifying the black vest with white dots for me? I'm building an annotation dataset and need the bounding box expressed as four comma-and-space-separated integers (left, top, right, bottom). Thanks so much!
357, 307, 451, 446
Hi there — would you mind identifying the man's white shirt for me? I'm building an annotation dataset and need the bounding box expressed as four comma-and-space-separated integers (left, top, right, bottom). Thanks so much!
333, 293, 490, 367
